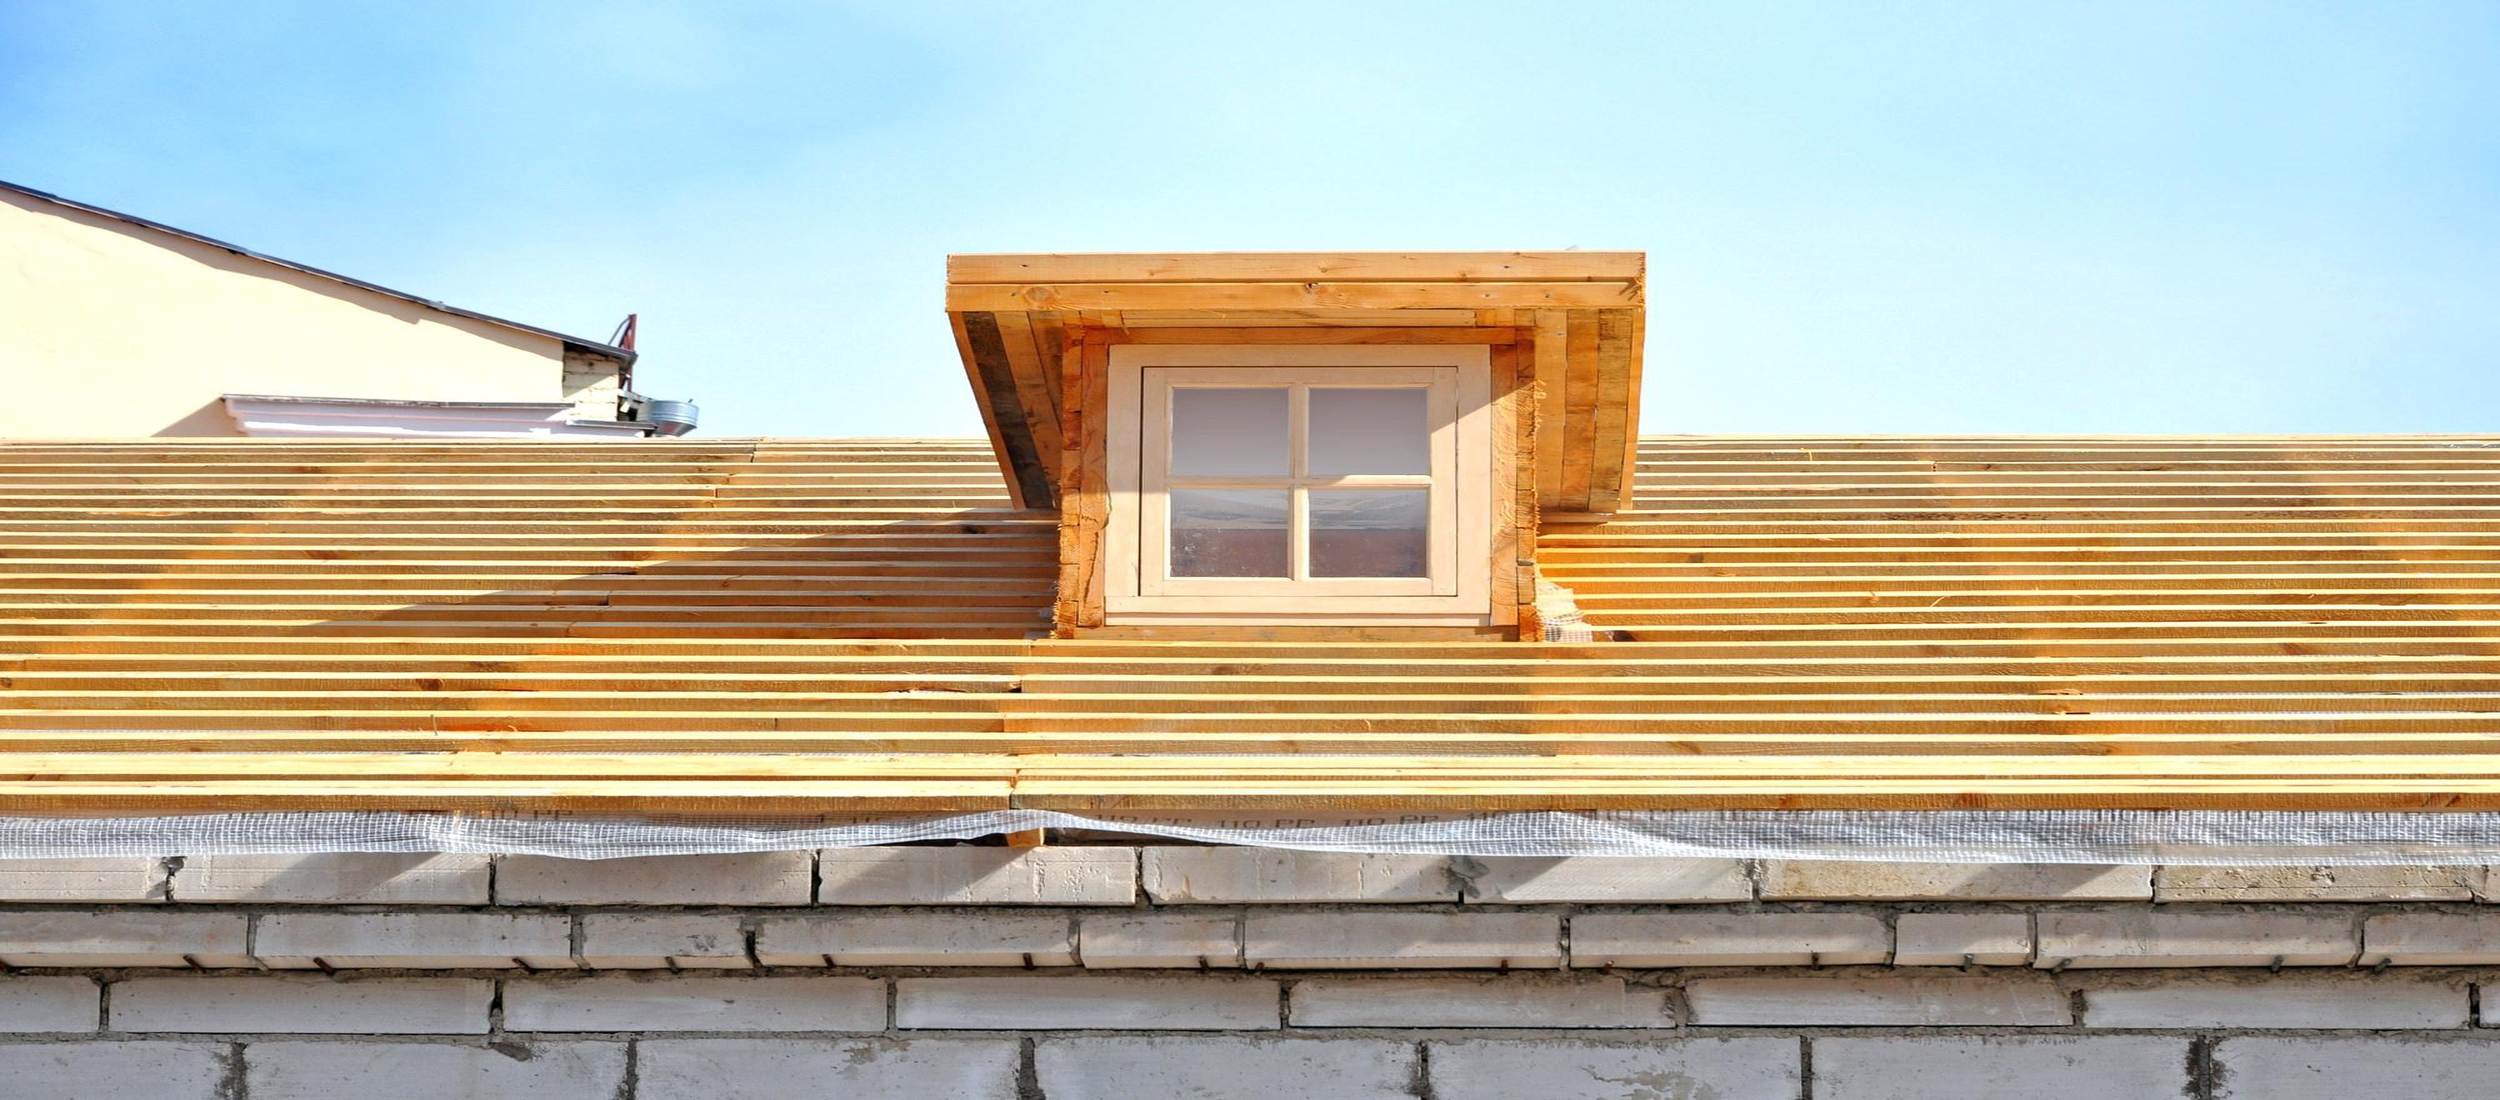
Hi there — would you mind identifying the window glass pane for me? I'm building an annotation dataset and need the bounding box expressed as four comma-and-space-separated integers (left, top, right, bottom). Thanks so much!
1170, 488, 1290, 577
1308, 387, 1429, 475
1170, 388, 1288, 476
1308, 489, 1428, 578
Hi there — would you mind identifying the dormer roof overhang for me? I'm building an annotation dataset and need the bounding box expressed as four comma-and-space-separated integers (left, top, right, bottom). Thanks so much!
946, 251, 1645, 514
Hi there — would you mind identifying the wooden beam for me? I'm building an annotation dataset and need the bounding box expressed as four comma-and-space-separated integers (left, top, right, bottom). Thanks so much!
1586, 308, 1637, 512
1053, 327, 1111, 636
992, 311, 1062, 465
1559, 310, 1602, 510
945, 281, 1640, 313
1104, 326, 1519, 345
1108, 309, 1481, 328
958, 312, 1056, 510
949, 252, 1646, 284
1531, 310, 1570, 509
951, 313, 1026, 511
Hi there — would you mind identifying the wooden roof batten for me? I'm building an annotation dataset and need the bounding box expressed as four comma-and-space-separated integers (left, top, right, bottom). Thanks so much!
7, 434, 2500, 815
947, 251, 1648, 513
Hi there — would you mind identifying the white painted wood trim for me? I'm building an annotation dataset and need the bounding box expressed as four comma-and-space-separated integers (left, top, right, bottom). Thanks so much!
1104, 344, 1493, 623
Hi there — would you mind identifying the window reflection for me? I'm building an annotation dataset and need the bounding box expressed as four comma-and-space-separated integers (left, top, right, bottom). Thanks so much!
1308, 489, 1428, 578
1170, 488, 1290, 577
1308, 388, 1429, 475
1170, 388, 1288, 476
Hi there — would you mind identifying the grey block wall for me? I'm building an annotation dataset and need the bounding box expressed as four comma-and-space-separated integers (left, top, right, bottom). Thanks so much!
0, 849, 2496, 1098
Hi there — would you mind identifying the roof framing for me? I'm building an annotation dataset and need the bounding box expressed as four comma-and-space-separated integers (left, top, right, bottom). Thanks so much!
947, 251, 1646, 513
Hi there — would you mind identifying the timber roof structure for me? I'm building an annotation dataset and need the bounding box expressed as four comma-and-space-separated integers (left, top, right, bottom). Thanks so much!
4, 434, 2500, 812
947, 252, 1644, 512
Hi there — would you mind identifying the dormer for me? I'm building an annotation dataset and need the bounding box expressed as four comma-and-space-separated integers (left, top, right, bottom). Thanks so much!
948, 252, 1644, 638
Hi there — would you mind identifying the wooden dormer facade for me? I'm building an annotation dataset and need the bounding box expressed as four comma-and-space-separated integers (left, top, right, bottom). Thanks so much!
947, 252, 1645, 638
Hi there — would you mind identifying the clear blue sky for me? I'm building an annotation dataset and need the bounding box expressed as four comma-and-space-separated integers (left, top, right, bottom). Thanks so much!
5, 2, 2494, 438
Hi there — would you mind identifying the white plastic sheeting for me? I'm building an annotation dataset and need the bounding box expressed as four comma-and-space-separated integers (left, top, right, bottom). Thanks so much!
1, 809, 2496, 863
1534, 577, 1611, 642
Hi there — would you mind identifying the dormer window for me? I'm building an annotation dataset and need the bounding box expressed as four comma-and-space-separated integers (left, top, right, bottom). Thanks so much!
945, 251, 1645, 638
1106, 346, 1491, 622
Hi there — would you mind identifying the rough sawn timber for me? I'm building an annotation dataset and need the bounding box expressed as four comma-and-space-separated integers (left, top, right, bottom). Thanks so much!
3, 435, 2500, 811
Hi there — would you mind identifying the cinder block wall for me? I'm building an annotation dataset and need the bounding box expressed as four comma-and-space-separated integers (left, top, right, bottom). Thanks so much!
1, 849, 2496, 1098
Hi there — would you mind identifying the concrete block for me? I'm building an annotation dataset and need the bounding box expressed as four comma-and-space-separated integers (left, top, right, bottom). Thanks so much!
0, 1042, 230, 1100
2081, 975, 2469, 1029
504, 975, 886, 1032
111, 976, 490, 1034
1289, 975, 1673, 1028
1144, 848, 1451, 903
2156, 864, 2483, 902
1570, 912, 1889, 967
2362, 912, 2500, 965
0, 976, 99, 1032
254, 912, 573, 969
1427, 1038, 1802, 1100
1245, 912, 1560, 969
578, 913, 749, 969
245, 1040, 626, 1100
756, 913, 1074, 967
819, 845, 1135, 904
636, 1038, 1021, 1100
494, 852, 812, 905
1688, 974, 2071, 1026
1895, 912, 2033, 966
2214, 1036, 2500, 1097
0, 910, 249, 967
1080, 913, 1240, 968
898, 975, 1278, 1030
172, 853, 489, 904
1458, 856, 1750, 903
1760, 860, 2151, 901
1814, 1036, 2191, 1100
0, 857, 166, 902
1036, 1037, 1414, 1100
2036, 911, 2355, 968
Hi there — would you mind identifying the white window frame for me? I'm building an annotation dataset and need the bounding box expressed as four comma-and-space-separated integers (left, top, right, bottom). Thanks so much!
1106, 344, 1492, 623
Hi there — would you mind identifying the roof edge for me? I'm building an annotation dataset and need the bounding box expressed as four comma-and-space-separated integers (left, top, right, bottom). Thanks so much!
1, 177, 636, 363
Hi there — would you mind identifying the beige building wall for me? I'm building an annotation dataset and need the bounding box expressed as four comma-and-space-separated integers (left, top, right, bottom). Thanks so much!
0, 189, 571, 437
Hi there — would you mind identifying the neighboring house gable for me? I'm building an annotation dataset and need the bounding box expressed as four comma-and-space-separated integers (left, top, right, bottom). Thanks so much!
0, 180, 639, 437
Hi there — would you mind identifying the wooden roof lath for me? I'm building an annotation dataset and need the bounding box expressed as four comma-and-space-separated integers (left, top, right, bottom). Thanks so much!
946, 251, 1646, 514
5, 435, 2500, 812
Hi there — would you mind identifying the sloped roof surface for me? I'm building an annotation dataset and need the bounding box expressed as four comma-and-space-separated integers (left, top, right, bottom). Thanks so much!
0, 178, 636, 362
3, 435, 2498, 811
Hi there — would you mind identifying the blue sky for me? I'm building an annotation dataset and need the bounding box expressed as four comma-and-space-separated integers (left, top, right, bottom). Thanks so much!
4, 2, 2494, 437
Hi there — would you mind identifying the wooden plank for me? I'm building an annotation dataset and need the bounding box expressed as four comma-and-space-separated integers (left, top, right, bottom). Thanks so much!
1531, 310, 1570, 508
1488, 341, 1522, 629
1586, 309, 1637, 512
948, 252, 1646, 284
1112, 309, 1481, 328
957, 311, 1055, 510
944, 281, 1641, 313
1031, 312, 1068, 425
1107, 326, 1518, 345
1617, 305, 1647, 512
951, 313, 1026, 511
992, 311, 1063, 462
5, 432, 2500, 813
1053, 328, 1111, 635
1558, 309, 1603, 510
